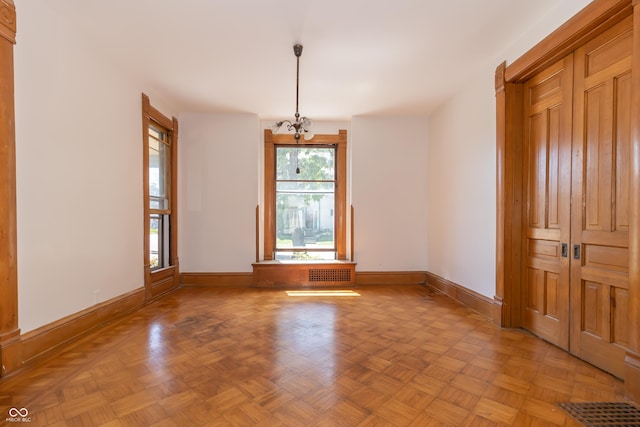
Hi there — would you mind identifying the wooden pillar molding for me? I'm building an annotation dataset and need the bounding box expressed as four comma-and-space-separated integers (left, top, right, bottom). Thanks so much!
625, 0, 640, 403
493, 62, 523, 328
494, 62, 507, 327
0, 0, 20, 377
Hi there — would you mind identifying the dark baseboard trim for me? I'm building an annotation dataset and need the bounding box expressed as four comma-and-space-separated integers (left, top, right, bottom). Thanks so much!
181, 271, 429, 287
20, 287, 146, 367
180, 272, 254, 287
425, 272, 494, 319
625, 350, 640, 402
355, 271, 426, 286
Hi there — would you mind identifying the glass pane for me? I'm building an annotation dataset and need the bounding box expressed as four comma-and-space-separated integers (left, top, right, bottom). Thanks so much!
150, 196, 168, 210
149, 139, 165, 198
276, 147, 335, 181
150, 214, 171, 269
276, 181, 335, 193
150, 215, 161, 269
149, 125, 170, 211
275, 251, 336, 261
275, 182, 335, 250
149, 124, 165, 142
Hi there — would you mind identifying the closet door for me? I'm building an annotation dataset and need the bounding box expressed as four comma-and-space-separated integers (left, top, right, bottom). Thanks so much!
522, 54, 574, 350
570, 17, 632, 378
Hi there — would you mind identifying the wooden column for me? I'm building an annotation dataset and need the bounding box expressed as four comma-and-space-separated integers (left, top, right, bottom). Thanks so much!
336, 130, 347, 260
263, 129, 275, 260
0, 0, 21, 377
625, 0, 640, 403
494, 62, 523, 328
494, 63, 507, 327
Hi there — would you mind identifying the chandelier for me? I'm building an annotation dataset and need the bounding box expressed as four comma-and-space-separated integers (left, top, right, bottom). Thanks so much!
272, 44, 314, 160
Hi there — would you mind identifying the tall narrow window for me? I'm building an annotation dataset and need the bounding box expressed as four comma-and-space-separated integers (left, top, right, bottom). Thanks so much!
142, 94, 179, 297
275, 145, 336, 260
264, 130, 347, 261
148, 123, 170, 269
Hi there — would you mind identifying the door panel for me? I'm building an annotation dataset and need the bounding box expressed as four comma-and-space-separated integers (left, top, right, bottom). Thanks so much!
522, 55, 573, 350
570, 17, 632, 378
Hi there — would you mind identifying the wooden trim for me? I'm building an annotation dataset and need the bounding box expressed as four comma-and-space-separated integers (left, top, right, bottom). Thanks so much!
494, 62, 507, 327
253, 261, 357, 288
142, 93, 179, 299
336, 130, 348, 260
263, 129, 348, 261
149, 265, 178, 298
264, 130, 275, 260
256, 205, 260, 262
0, 0, 16, 44
182, 271, 431, 288
0, 0, 19, 377
179, 271, 502, 308
180, 272, 255, 287
0, 330, 20, 378
626, 0, 640, 403
355, 271, 426, 286
272, 132, 346, 144
170, 116, 180, 289
506, 0, 632, 82
350, 205, 354, 261
180, 269, 500, 324
142, 94, 152, 297
20, 288, 146, 367
143, 97, 173, 130
494, 63, 524, 328
625, 350, 640, 401
426, 272, 494, 320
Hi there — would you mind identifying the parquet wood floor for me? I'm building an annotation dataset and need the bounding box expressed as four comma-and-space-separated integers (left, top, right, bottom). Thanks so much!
0, 286, 628, 426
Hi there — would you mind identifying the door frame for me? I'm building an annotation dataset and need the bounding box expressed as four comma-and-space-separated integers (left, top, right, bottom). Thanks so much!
494, 0, 640, 401
0, 0, 20, 377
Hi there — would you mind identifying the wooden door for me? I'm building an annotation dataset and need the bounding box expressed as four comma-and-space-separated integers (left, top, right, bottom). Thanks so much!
522, 54, 574, 350
570, 17, 632, 378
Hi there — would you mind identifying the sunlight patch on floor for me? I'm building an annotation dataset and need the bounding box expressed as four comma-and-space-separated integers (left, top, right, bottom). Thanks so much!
286, 290, 360, 297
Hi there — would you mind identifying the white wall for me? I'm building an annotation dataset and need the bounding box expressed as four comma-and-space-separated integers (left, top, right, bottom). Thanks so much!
352, 116, 429, 271
427, 73, 496, 296
179, 113, 260, 272
14, 2, 175, 332
425, 0, 592, 298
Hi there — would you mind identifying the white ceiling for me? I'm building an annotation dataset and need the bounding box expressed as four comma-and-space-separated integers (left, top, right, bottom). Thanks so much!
44, 0, 567, 120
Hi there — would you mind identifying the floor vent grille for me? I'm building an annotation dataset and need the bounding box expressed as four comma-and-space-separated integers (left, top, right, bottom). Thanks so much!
309, 268, 351, 282
557, 402, 640, 426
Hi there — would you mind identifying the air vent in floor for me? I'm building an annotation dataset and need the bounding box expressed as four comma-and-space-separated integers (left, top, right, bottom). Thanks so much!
557, 402, 640, 426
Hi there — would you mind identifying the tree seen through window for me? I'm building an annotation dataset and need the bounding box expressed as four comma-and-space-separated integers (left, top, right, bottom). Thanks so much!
275, 146, 336, 260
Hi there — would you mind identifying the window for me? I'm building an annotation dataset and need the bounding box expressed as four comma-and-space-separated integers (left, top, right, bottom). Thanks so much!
264, 130, 347, 260
276, 145, 336, 259
148, 123, 171, 269
142, 94, 179, 295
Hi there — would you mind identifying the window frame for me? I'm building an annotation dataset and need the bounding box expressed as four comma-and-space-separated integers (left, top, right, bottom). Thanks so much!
264, 129, 347, 260
275, 143, 337, 256
142, 93, 179, 297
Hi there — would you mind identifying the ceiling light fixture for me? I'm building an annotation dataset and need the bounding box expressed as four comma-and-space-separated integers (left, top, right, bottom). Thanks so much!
272, 44, 314, 174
